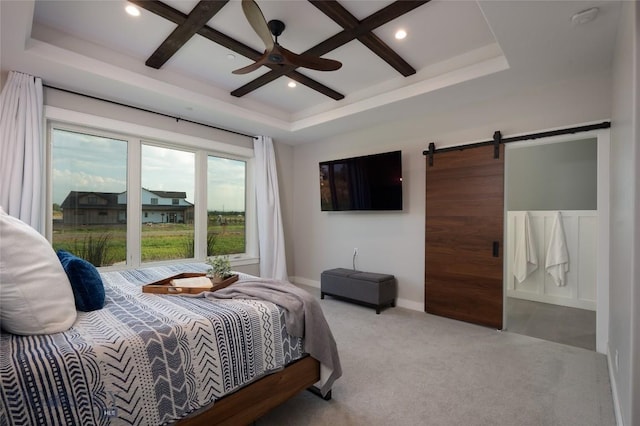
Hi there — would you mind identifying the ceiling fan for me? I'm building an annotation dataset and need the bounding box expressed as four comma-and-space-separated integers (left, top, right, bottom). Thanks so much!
233, 0, 343, 75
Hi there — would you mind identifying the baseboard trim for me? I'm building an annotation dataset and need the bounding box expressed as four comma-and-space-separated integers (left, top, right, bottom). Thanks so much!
506, 290, 596, 311
396, 298, 423, 311
607, 345, 624, 426
291, 276, 319, 288
290, 276, 424, 312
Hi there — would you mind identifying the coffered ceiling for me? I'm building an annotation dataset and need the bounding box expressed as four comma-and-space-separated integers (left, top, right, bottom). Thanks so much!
0, 1, 621, 143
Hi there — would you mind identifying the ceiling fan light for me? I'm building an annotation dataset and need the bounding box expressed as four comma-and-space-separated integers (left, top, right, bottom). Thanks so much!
268, 53, 284, 63
125, 4, 140, 17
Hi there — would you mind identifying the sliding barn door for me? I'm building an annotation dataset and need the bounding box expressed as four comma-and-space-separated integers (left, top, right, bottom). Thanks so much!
425, 145, 504, 329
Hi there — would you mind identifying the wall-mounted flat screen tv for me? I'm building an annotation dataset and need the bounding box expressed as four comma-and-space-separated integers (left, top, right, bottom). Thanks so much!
319, 150, 403, 211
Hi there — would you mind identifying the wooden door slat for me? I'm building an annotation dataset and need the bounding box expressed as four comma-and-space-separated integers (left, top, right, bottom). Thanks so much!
425, 144, 504, 329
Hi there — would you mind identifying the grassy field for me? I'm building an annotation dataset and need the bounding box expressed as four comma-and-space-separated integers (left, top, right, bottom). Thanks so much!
52, 221, 245, 266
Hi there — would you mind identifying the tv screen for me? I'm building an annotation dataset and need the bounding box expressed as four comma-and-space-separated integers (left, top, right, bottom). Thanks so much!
319, 150, 403, 211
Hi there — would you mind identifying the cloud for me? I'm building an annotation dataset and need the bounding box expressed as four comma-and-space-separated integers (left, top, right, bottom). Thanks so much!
52, 129, 246, 211
208, 157, 245, 211
53, 169, 126, 204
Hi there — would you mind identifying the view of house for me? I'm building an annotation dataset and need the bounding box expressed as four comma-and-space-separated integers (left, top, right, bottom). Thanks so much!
60, 189, 194, 225
0, 1, 637, 425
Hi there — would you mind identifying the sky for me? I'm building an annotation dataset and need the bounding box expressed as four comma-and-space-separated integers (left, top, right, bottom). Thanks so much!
52, 129, 246, 211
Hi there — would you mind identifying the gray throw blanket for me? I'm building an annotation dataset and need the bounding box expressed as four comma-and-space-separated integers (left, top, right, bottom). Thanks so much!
197, 278, 342, 396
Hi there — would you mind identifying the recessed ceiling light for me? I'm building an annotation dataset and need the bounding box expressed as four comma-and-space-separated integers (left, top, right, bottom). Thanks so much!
395, 29, 407, 40
226, 53, 236, 60
125, 4, 140, 17
288, 81, 297, 88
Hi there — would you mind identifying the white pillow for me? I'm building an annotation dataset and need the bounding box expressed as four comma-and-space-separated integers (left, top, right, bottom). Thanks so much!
0, 207, 77, 335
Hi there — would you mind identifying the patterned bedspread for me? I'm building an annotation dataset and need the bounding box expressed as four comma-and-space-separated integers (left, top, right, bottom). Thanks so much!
0, 264, 304, 425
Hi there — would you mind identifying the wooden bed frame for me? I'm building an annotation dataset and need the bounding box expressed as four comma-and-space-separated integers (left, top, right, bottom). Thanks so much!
177, 356, 321, 426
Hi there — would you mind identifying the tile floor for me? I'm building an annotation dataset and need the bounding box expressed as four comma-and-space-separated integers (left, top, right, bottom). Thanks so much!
505, 297, 596, 351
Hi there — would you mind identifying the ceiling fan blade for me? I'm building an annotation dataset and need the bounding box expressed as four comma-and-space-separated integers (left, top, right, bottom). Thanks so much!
241, 0, 274, 51
232, 53, 271, 74
279, 46, 342, 72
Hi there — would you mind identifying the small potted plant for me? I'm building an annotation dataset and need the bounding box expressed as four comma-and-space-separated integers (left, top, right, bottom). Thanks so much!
206, 255, 231, 283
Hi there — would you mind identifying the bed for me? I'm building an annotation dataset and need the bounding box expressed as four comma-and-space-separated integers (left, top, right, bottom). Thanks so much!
0, 263, 341, 425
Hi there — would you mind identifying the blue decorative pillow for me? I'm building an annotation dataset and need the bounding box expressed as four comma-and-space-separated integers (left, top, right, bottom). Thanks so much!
56, 250, 105, 312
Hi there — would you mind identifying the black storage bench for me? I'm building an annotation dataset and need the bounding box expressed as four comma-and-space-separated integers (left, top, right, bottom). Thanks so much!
320, 268, 397, 314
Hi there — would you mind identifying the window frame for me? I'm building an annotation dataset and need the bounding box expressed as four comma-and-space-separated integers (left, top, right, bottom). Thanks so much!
45, 106, 257, 270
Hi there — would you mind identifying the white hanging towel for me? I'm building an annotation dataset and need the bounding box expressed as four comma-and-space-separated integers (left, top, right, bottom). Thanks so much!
545, 211, 569, 286
513, 211, 538, 283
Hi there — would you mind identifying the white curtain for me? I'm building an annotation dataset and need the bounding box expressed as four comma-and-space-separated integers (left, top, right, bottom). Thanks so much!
0, 71, 44, 232
253, 135, 288, 281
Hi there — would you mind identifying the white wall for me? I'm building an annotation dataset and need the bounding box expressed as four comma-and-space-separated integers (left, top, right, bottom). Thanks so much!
609, 1, 639, 425
289, 70, 611, 311
43, 87, 253, 149
506, 138, 598, 211
0, 70, 7, 90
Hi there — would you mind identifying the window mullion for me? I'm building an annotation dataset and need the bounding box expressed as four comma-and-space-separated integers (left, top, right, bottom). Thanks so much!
194, 150, 207, 260
245, 157, 258, 259
127, 138, 142, 266
45, 121, 54, 242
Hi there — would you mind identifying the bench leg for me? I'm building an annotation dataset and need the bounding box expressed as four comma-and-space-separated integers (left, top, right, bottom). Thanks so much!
321, 292, 325, 300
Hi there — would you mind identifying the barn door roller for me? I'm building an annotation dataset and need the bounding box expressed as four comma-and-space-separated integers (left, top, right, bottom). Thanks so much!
493, 131, 501, 159
427, 142, 435, 167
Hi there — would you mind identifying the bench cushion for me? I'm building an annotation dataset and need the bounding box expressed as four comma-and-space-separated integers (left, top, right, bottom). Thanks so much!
351, 272, 394, 283
322, 268, 358, 278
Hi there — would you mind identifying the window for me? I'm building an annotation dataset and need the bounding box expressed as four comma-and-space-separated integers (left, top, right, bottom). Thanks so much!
48, 115, 255, 269
208, 156, 246, 256
51, 128, 127, 267
141, 144, 194, 262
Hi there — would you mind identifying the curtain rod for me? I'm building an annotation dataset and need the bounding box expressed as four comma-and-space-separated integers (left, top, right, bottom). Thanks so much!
422, 121, 611, 156
43, 84, 255, 139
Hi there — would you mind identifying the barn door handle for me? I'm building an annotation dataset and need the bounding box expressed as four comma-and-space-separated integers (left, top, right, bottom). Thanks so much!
492, 241, 499, 257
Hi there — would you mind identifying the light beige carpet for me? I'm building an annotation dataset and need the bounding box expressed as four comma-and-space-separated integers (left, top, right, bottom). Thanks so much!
257, 286, 615, 426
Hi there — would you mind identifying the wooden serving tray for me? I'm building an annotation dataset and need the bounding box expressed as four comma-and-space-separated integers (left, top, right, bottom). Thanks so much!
142, 273, 239, 295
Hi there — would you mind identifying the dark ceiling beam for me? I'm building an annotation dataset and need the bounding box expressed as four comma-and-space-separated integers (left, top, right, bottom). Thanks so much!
309, 0, 422, 77
231, 0, 429, 98
130, 0, 260, 59
145, 1, 229, 69
130, 0, 344, 100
